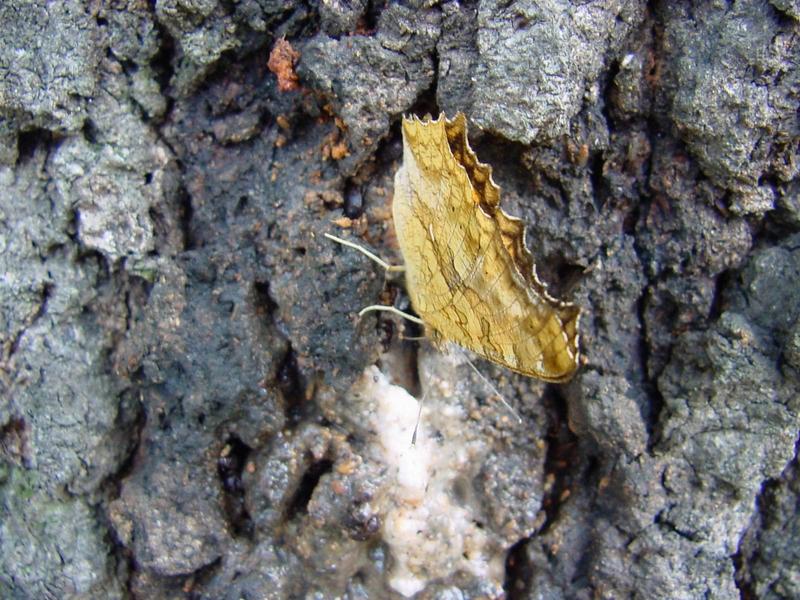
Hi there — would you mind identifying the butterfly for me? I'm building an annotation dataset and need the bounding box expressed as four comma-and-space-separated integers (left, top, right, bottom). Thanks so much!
328, 113, 580, 382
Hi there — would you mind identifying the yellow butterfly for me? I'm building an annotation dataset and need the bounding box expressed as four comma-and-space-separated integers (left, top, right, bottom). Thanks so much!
327, 113, 580, 382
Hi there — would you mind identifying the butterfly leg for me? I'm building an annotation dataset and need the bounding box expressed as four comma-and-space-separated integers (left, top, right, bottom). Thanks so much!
456, 347, 522, 423
399, 333, 428, 341
324, 233, 405, 273
411, 384, 428, 447
325, 233, 422, 326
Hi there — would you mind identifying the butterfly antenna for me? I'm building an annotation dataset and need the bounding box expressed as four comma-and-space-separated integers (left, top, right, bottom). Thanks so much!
411, 385, 429, 447
461, 353, 523, 423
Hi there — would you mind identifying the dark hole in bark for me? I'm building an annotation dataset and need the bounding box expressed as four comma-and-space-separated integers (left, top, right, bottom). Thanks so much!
217, 435, 254, 538
285, 458, 334, 520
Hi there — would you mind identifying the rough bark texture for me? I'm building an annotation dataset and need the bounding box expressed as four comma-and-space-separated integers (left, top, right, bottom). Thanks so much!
1, 0, 798, 598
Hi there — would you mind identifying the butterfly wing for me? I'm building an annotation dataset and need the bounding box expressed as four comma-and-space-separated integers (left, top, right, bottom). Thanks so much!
392, 114, 580, 382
